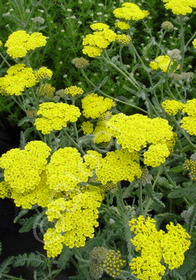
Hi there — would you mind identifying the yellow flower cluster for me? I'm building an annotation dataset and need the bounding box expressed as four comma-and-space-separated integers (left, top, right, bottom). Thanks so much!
143, 143, 170, 168
96, 149, 142, 184
129, 216, 191, 280
193, 38, 196, 48
64, 85, 84, 96
149, 55, 179, 72
81, 150, 102, 177
0, 141, 52, 208
103, 250, 126, 278
46, 147, 88, 193
44, 185, 104, 257
5, 30, 46, 58
113, 2, 149, 21
181, 98, 196, 135
34, 67, 53, 81
115, 21, 130, 30
34, 102, 81, 134
82, 93, 114, 119
89, 247, 126, 279
184, 158, 196, 180
161, 222, 191, 269
0, 40, 3, 47
82, 23, 116, 57
106, 113, 175, 167
81, 121, 94, 135
116, 34, 131, 45
37, 83, 55, 98
162, 99, 184, 116
93, 121, 111, 144
163, 0, 196, 15
0, 64, 37, 96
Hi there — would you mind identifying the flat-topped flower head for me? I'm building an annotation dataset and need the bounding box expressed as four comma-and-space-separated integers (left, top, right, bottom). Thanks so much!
150, 55, 179, 73
181, 99, 196, 135
163, 0, 196, 15
0, 64, 37, 96
35, 102, 81, 134
162, 99, 184, 116
113, 2, 149, 21
5, 30, 46, 58
82, 93, 114, 119
64, 85, 84, 96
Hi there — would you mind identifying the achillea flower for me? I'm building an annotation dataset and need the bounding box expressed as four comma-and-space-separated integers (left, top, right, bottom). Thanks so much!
96, 149, 142, 184
184, 158, 196, 180
182, 98, 196, 116
0, 64, 37, 96
81, 121, 94, 135
44, 186, 104, 257
46, 147, 88, 193
82, 45, 103, 58
34, 67, 53, 81
93, 121, 112, 144
129, 216, 191, 279
5, 30, 46, 58
162, 99, 184, 116
90, 23, 110, 31
161, 222, 191, 269
82, 27, 116, 57
161, 21, 174, 31
0, 141, 51, 197
89, 247, 126, 279
181, 99, 196, 135
82, 93, 114, 119
25, 32, 46, 50
143, 143, 170, 167
37, 83, 55, 98
181, 117, 196, 135
130, 257, 166, 280
193, 38, 196, 48
0, 40, 3, 47
71, 57, 89, 69
64, 85, 84, 96
115, 21, 130, 30
103, 250, 126, 278
116, 34, 131, 45
163, 0, 196, 15
34, 102, 81, 134
81, 150, 102, 177
113, 2, 149, 21
149, 55, 179, 72
106, 113, 174, 165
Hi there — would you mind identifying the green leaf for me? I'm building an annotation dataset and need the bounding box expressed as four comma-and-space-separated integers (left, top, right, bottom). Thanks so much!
170, 165, 185, 173
0, 257, 14, 277
168, 187, 196, 200
13, 252, 45, 268
14, 209, 29, 224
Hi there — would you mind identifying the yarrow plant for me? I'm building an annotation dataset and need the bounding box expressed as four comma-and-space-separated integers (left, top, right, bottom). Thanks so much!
0, 0, 195, 279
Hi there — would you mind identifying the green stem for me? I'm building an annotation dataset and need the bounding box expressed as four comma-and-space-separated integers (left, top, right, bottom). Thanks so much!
63, 128, 85, 155
139, 181, 143, 215
179, 15, 185, 73
1, 274, 26, 280
81, 69, 148, 114
0, 52, 11, 67
103, 51, 140, 90
185, 30, 196, 49
144, 166, 162, 216
11, 96, 27, 113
